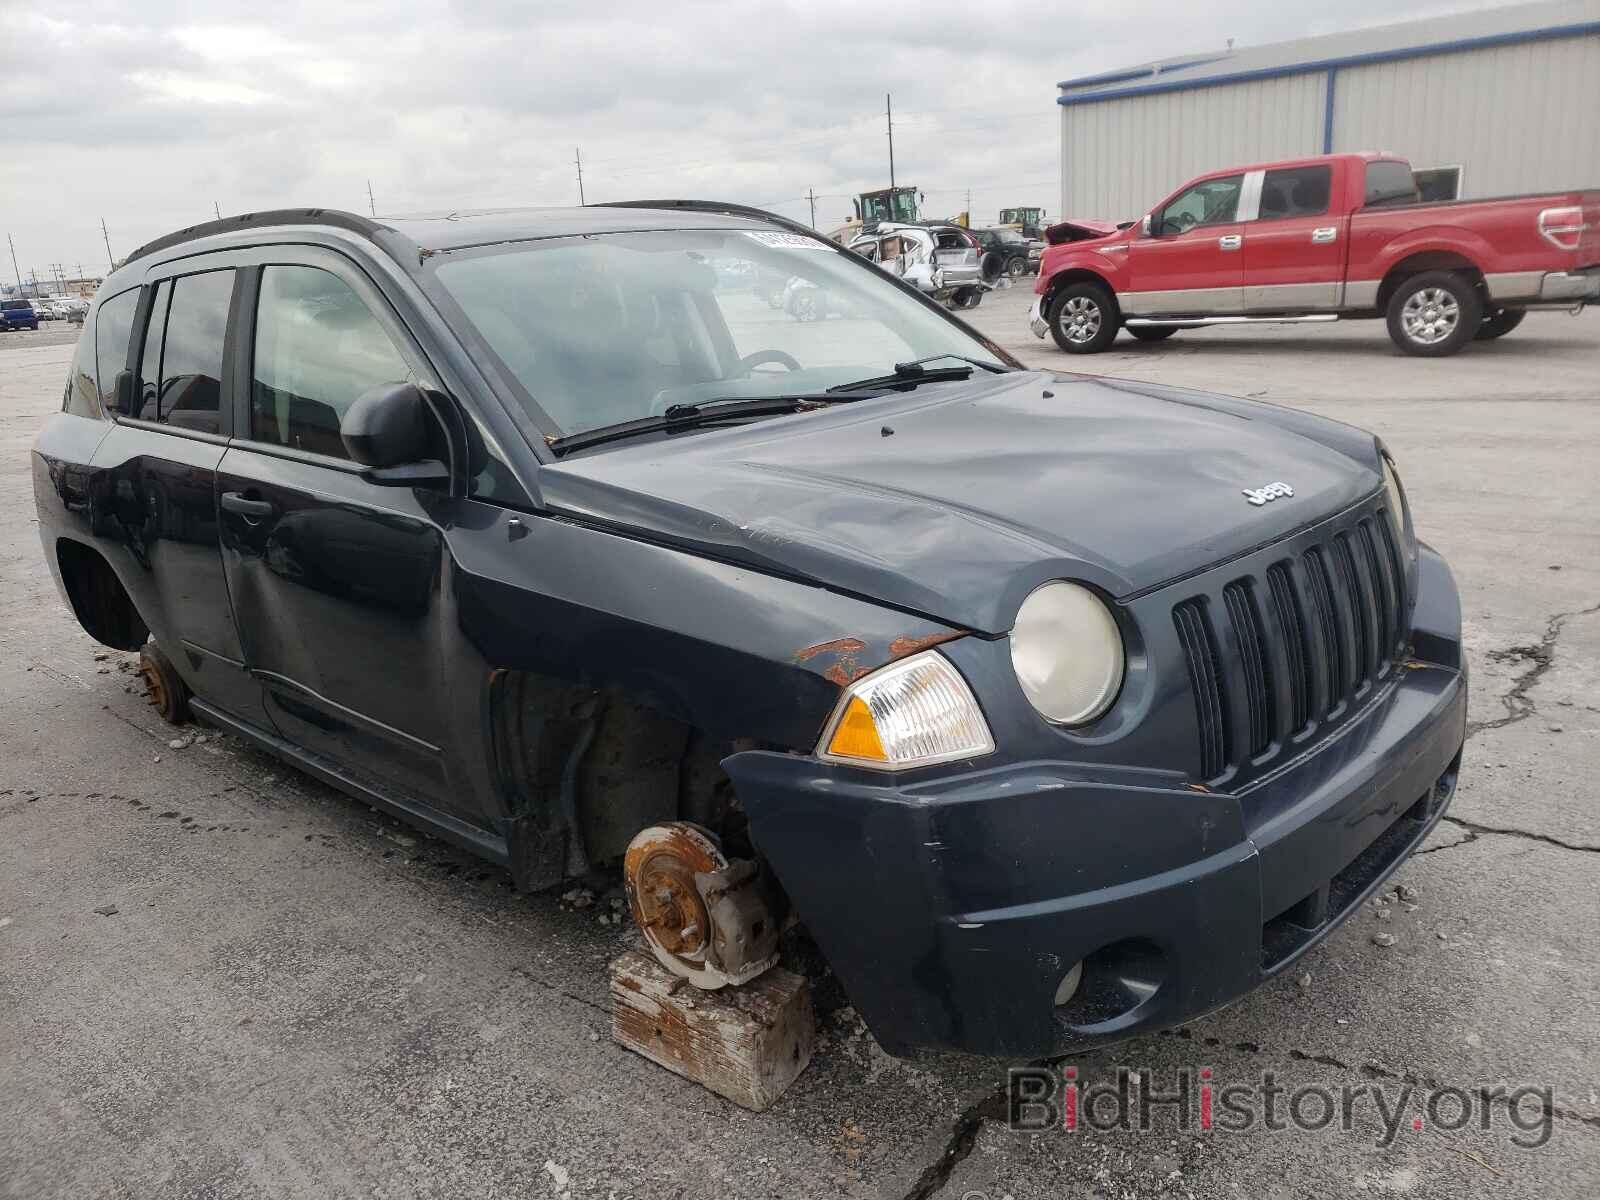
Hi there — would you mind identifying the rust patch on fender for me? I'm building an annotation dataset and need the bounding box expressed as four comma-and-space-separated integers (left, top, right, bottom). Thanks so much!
887, 630, 966, 660
793, 637, 869, 687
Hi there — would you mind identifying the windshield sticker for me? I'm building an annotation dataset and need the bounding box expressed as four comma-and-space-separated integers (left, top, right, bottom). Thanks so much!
743, 230, 832, 251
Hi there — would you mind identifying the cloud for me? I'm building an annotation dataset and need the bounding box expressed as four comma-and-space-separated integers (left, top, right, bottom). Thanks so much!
1, 0, 1516, 277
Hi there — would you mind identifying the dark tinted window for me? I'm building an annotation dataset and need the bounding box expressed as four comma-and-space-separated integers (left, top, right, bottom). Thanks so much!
1156, 174, 1243, 234
158, 270, 234, 434
136, 281, 170, 421
1364, 161, 1418, 208
63, 327, 99, 418
251, 265, 411, 460
95, 289, 138, 410
2, 300, 32, 312
1258, 165, 1332, 219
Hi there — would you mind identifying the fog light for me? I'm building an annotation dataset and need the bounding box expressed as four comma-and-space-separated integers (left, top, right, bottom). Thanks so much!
1053, 960, 1084, 1007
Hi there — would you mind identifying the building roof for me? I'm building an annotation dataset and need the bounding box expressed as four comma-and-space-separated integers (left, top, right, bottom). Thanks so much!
1057, 0, 1600, 105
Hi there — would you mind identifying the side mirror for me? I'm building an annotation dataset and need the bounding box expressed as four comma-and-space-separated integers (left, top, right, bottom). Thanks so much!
341, 381, 449, 485
1141, 214, 1154, 237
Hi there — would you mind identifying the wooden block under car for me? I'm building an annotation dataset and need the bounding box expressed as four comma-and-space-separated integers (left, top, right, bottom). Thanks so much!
609, 949, 815, 1112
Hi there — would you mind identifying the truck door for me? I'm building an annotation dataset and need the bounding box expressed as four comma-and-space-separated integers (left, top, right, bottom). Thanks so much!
1242, 164, 1345, 311
1128, 173, 1246, 316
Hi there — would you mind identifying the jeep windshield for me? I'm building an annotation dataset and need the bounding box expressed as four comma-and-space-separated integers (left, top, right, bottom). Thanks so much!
429, 227, 1011, 445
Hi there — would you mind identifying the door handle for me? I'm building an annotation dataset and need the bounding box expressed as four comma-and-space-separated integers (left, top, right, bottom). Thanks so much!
1218, 235, 1242, 251
220, 491, 277, 519
1311, 226, 1338, 243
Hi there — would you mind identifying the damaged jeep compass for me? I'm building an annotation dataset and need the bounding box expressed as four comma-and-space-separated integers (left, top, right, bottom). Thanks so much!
33, 202, 1465, 1057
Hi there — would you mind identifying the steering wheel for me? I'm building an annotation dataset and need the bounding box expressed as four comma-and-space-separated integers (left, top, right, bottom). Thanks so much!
1172, 211, 1198, 233
739, 349, 802, 374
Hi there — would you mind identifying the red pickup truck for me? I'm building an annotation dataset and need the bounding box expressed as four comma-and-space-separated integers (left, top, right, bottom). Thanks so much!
1030, 152, 1599, 356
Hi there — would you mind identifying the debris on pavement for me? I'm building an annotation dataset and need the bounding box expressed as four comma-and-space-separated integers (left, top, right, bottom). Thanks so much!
92, 903, 119, 916
1372, 932, 1396, 947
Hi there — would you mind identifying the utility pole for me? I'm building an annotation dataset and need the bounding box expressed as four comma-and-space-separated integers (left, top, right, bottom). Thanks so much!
807, 188, 817, 228
100, 219, 114, 270
214, 201, 222, 219
886, 93, 896, 191
367, 179, 376, 217
6, 234, 20, 297
575, 148, 586, 205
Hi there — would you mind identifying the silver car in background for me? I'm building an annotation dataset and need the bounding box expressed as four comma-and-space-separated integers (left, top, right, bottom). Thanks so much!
848, 222, 996, 310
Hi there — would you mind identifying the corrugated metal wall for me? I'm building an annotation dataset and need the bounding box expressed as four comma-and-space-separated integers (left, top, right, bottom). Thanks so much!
1333, 35, 1600, 197
1059, 73, 1324, 219
1059, 29, 1600, 217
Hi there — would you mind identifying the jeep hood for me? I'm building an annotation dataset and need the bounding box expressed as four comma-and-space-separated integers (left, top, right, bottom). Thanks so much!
540, 372, 1382, 634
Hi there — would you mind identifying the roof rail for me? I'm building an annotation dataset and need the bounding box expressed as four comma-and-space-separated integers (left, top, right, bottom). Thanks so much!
123, 208, 392, 267
588, 199, 823, 242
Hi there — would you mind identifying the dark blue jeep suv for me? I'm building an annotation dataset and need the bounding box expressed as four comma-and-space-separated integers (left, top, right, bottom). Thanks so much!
32, 203, 1464, 1057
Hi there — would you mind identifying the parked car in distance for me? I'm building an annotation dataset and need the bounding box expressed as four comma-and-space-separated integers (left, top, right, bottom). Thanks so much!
1, 299, 41, 330
849, 221, 994, 309
1030, 152, 1600, 355
35, 201, 1465, 1058
973, 227, 1038, 278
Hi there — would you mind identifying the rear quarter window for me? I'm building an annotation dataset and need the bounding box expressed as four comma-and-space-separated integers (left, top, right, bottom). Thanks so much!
94, 289, 139, 411
1364, 161, 1419, 208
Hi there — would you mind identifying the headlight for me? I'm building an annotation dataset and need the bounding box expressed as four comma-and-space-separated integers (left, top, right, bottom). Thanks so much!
1010, 582, 1125, 726
817, 650, 993, 770
1381, 455, 1408, 539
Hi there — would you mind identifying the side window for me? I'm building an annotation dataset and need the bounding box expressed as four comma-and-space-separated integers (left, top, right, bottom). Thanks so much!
251, 264, 412, 460
158, 269, 235, 435
63, 327, 99, 418
1258, 166, 1332, 220
136, 281, 171, 422
1156, 175, 1244, 235
93, 288, 138, 412
1364, 161, 1419, 208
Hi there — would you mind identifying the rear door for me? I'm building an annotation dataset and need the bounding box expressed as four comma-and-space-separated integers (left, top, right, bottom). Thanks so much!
1242, 164, 1346, 311
88, 261, 270, 725
214, 246, 478, 823
1128, 173, 1246, 315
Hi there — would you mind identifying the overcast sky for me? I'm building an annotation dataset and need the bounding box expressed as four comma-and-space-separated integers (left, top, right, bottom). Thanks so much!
2, 0, 1517, 284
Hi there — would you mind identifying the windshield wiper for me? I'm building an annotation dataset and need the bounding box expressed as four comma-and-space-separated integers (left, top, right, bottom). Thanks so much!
827, 353, 1009, 394
548, 392, 878, 456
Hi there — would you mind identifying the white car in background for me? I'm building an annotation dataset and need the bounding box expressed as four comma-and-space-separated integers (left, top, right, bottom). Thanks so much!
847, 223, 998, 310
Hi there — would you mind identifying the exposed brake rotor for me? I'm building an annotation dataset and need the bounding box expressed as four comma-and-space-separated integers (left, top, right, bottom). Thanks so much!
622, 821, 781, 990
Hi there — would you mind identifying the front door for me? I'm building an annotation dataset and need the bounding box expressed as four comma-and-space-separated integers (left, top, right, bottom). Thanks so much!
1128, 173, 1246, 316
214, 250, 473, 822
1242, 164, 1345, 311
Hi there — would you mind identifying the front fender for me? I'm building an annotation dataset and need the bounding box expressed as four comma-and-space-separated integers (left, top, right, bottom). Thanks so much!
1035, 247, 1129, 298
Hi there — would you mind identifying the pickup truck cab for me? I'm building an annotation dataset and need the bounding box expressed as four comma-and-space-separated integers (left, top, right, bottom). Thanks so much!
1031, 152, 1600, 356
34, 202, 1466, 1057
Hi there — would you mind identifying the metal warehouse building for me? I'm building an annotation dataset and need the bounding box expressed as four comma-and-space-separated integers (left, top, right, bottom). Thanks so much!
1057, 0, 1600, 219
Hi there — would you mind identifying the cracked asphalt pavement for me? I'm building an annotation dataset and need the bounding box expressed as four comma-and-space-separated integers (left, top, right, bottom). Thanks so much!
3, 295, 1598, 1198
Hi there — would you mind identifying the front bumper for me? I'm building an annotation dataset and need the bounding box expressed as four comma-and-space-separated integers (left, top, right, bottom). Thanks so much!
1028, 296, 1048, 338
729, 547, 1466, 1058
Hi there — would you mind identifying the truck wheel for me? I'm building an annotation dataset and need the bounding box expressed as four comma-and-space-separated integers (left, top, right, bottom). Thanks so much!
138, 641, 191, 725
1048, 283, 1119, 354
1127, 326, 1178, 343
1006, 257, 1028, 279
1475, 308, 1526, 340
1386, 271, 1482, 357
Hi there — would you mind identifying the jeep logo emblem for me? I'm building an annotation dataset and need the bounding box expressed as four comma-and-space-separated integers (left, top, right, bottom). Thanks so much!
1242, 481, 1294, 506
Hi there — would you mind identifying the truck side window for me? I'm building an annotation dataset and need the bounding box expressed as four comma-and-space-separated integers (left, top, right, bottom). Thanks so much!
93, 288, 138, 413
1364, 161, 1419, 208
1259, 166, 1332, 219
136, 281, 171, 422
1156, 175, 1243, 235
251, 265, 412, 460
158, 269, 235, 435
